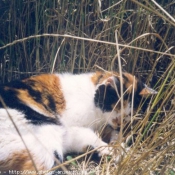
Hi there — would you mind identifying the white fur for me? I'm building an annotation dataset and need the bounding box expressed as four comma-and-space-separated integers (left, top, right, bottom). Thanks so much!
63, 126, 110, 155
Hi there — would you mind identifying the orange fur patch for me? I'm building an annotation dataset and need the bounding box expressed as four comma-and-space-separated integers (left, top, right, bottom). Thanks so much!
16, 74, 66, 118
0, 150, 46, 173
91, 71, 120, 85
122, 72, 138, 93
91, 71, 104, 85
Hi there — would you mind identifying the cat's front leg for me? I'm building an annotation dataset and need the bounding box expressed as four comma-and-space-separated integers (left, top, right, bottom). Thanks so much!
63, 126, 112, 156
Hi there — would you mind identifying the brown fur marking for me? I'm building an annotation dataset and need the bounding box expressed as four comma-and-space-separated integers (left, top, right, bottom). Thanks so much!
0, 150, 46, 174
17, 74, 66, 118
122, 72, 138, 93
91, 71, 104, 85
91, 71, 120, 85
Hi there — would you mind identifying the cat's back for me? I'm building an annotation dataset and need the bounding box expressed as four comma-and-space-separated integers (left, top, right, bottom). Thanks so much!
58, 72, 101, 128
58, 72, 96, 95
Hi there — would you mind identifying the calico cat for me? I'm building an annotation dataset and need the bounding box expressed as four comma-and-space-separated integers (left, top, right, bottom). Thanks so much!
0, 71, 157, 173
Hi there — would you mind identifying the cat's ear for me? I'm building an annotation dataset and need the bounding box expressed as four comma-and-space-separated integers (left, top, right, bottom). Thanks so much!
139, 84, 157, 97
105, 76, 120, 90
105, 77, 115, 87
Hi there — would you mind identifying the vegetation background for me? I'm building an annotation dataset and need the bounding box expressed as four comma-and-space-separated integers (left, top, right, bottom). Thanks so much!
0, 0, 175, 174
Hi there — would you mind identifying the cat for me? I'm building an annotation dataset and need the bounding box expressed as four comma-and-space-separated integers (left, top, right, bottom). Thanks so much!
0, 71, 157, 174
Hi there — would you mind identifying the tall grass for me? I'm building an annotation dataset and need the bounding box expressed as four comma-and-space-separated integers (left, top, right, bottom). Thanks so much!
0, 0, 175, 174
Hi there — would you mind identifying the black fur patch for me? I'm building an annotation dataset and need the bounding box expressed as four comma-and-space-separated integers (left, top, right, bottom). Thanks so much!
94, 81, 120, 112
132, 80, 145, 108
52, 151, 64, 175
46, 94, 57, 113
0, 80, 60, 125
54, 150, 63, 163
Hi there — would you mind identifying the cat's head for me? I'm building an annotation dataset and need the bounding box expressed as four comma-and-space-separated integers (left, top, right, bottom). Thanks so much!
93, 71, 157, 129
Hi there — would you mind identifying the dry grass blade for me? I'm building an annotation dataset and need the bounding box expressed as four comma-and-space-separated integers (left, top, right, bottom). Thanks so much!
0, 34, 174, 58
51, 38, 65, 73
115, 30, 124, 144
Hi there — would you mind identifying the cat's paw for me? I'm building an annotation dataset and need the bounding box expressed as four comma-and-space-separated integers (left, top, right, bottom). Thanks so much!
97, 142, 113, 157
97, 141, 131, 162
